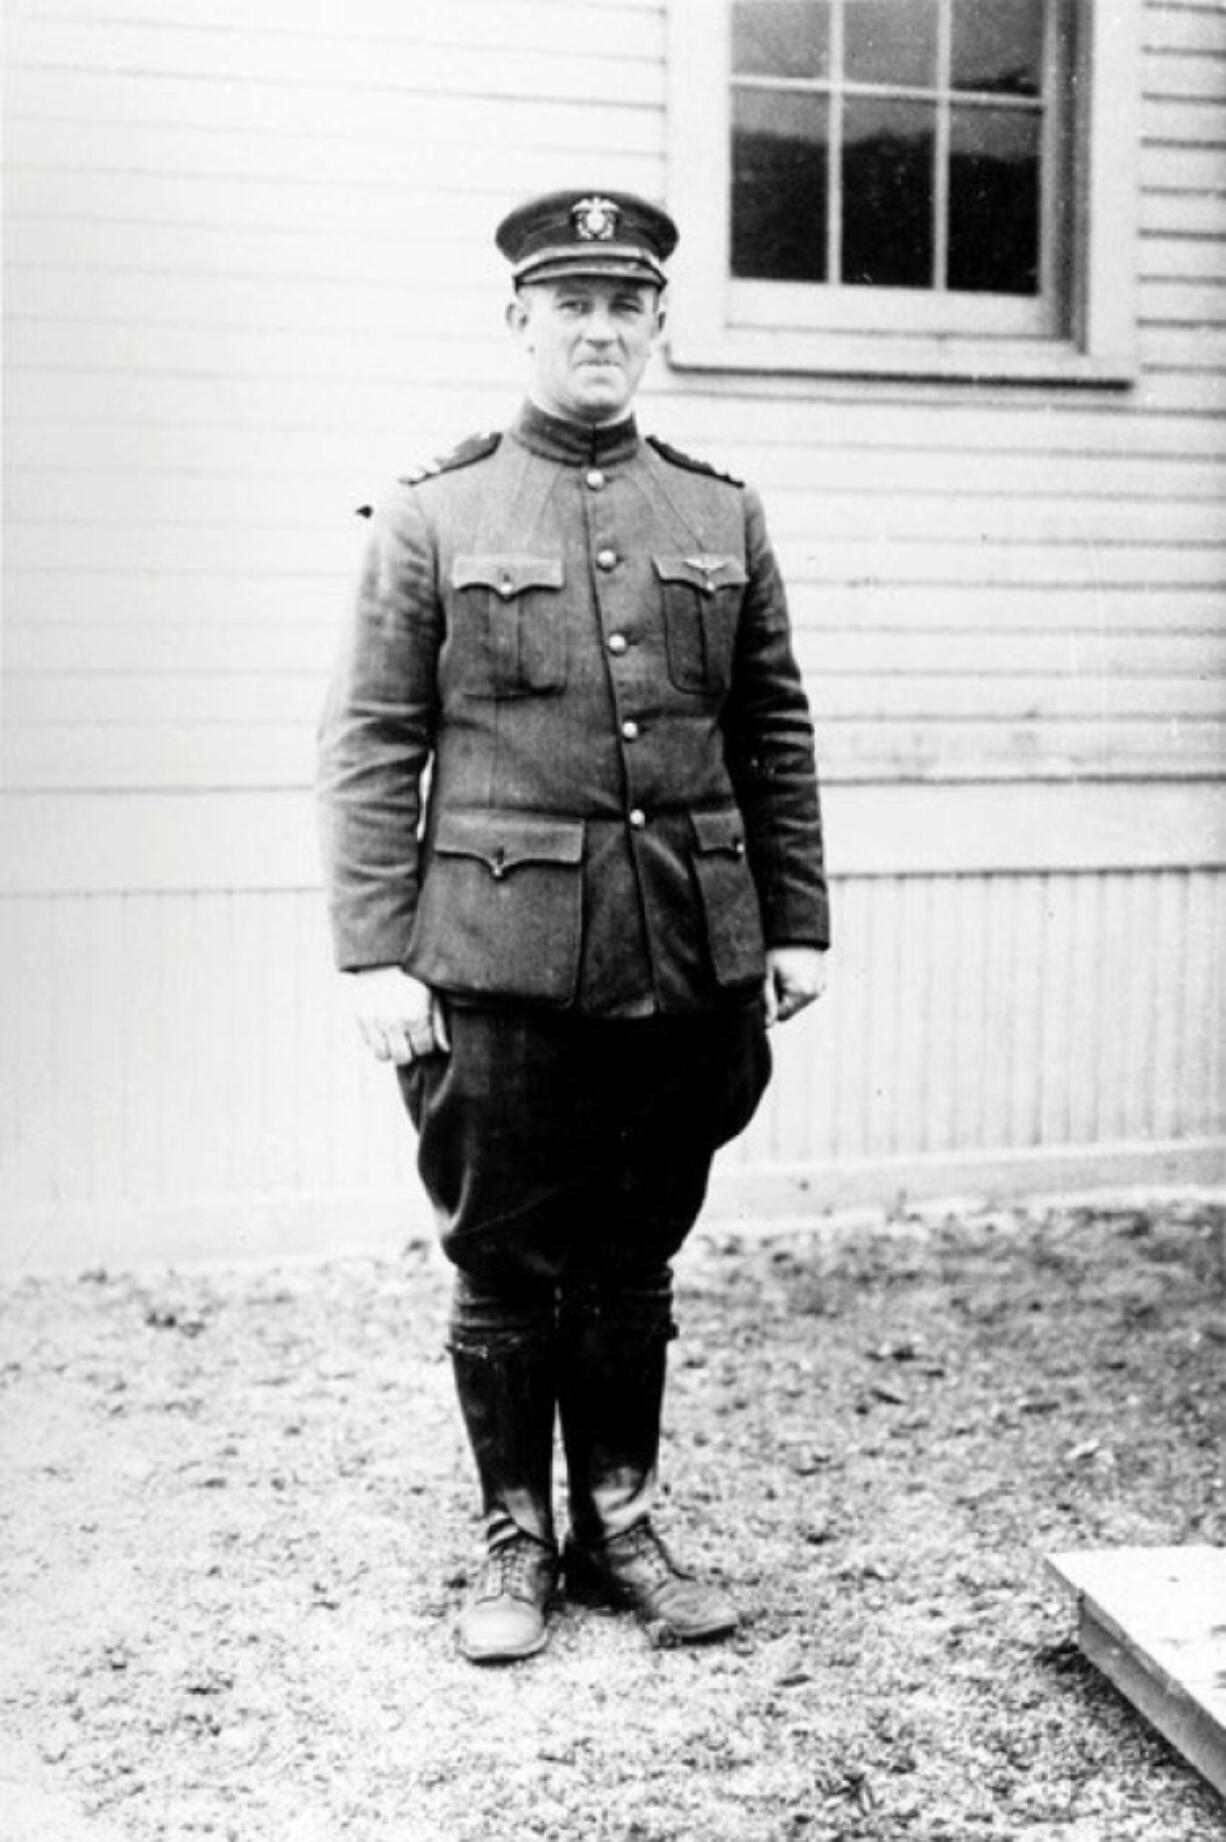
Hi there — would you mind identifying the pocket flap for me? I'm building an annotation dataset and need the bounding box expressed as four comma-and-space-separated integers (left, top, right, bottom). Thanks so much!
452, 554, 564, 599
653, 553, 748, 594
691, 808, 748, 857
433, 809, 584, 875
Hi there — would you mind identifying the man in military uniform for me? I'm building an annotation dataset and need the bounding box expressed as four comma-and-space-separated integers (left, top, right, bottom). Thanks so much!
317, 189, 829, 1664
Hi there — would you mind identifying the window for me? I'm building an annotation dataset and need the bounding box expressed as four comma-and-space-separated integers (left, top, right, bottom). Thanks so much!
667, 0, 1139, 382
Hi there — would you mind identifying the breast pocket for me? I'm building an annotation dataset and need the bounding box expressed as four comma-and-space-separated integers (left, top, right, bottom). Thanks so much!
654, 554, 748, 696
451, 554, 567, 698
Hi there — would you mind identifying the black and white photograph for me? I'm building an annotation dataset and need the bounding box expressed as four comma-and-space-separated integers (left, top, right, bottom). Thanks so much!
2, 1, 1224, 1838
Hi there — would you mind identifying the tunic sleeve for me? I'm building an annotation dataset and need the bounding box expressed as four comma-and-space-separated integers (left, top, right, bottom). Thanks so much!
722, 487, 831, 951
316, 487, 442, 971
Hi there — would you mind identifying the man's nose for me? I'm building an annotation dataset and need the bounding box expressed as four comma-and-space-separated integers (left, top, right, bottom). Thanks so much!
583, 306, 616, 343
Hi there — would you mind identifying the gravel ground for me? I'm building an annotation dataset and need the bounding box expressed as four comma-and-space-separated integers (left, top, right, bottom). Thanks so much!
2, 1197, 1224, 1842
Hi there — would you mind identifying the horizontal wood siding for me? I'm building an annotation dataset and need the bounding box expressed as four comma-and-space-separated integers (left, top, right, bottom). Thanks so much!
4, 0, 1225, 795
1, 0, 1223, 1251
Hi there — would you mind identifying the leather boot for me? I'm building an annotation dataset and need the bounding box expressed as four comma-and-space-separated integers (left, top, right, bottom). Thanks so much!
449, 1338, 559, 1663
558, 1312, 738, 1644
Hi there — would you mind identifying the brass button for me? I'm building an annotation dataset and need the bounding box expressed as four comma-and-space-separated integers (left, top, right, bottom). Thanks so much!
596, 548, 617, 571
607, 632, 628, 655
586, 469, 605, 490
628, 808, 646, 830
621, 719, 640, 741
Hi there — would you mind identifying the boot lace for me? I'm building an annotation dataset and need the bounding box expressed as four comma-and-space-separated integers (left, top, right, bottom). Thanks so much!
619, 1520, 692, 1584
480, 1537, 548, 1603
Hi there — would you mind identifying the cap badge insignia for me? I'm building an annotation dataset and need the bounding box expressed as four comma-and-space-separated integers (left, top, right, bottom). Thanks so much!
573, 196, 619, 242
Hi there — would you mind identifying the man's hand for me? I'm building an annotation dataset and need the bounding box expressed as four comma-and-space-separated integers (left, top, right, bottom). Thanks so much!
345, 966, 450, 1064
763, 946, 828, 1027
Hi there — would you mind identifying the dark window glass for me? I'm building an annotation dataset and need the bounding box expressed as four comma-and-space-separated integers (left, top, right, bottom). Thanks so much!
732, 0, 831, 79
947, 105, 1040, 292
844, 0, 938, 88
728, 1, 1052, 301
951, 0, 1043, 96
732, 88, 828, 280
841, 97, 935, 287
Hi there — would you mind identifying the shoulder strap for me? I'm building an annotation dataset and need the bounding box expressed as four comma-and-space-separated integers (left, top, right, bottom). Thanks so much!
646, 433, 743, 488
356, 430, 503, 517
398, 429, 503, 487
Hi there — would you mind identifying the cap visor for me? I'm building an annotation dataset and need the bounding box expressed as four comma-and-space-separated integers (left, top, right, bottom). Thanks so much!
514, 249, 666, 288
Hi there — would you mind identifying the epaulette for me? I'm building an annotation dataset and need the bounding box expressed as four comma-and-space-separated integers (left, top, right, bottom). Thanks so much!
646, 433, 743, 488
357, 430, 502, 516
398, 430, 502, 487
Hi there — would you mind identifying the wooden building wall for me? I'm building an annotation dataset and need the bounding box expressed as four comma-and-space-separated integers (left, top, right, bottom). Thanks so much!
3, 0, 1223, 1267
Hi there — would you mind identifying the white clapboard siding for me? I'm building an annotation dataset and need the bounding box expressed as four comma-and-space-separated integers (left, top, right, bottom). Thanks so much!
6, 74, 664, 164
9, 441, 1226, 504
7, 718, 1224, 792
9, 671, 1225, 730
5, 1, 667, 57
1146, 52, 1226, 102
1, 0, 1223, 1253
6, 522, 1222, 588
1140, 188, 1226, 240
7, 579, 1225, 651
7, 118, 649, 207
9, 344, 1226, 452
16, 0, 662, 20
11, 392, 1226, 476
7, 19, 667, 108
5, 784, 1220, 900
11, 304, 1226, 397
9, 0, 665, 32
1144, 3, 1226, 56
10, 623, 1224, 683
10, 462, 1226, 551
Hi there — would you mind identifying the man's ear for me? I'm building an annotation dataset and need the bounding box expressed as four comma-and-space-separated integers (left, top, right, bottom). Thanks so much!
505, 295, 531, 343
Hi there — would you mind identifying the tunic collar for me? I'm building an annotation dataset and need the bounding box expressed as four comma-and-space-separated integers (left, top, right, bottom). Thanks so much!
509, 399, 641, 468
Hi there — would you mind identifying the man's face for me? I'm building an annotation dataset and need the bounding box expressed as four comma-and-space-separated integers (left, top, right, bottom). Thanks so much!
507, 276, 665, 424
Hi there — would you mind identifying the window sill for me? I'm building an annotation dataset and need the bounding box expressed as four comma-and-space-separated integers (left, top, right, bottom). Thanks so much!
665, 324, 1138, 387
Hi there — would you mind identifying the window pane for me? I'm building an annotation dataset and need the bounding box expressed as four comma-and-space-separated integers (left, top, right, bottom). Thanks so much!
948, 105, 1041, 292
841, 97, 934, 287
732, 0, 831, 79
844, 0, 938, 88
732, 88, 828, 280
951, 0, 1044, 97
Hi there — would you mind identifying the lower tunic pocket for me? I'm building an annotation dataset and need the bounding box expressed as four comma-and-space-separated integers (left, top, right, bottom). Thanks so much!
407, 809, 585, 1004
689, 806, 766, 988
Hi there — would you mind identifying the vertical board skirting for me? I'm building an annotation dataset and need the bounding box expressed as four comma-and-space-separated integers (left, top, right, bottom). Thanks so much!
728, 865, 1225, 1170
1, 870, 1221, 1247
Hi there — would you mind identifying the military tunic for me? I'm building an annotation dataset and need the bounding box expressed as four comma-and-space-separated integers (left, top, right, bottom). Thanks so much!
317, 400, 827, 1018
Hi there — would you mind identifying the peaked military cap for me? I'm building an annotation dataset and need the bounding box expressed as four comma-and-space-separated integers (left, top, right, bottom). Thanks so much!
495, 188, 679, 288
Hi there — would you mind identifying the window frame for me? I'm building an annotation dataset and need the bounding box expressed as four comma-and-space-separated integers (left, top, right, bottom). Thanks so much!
665, 0, 1140, 384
